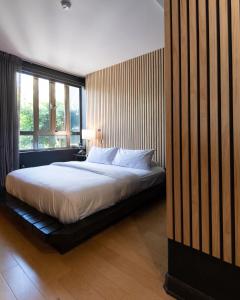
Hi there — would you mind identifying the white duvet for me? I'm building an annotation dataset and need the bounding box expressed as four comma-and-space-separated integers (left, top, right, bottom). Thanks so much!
6, 161, 164, 224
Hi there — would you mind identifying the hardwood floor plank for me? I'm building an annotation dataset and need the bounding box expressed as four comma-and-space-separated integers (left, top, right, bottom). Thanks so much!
59, 270, 106, 300
59, 267, 126, 300
63, 241, 169, 300
35, 279, 75, 300
0, 200, 172, 300
0, 246, 18, 273
2, 265, 45, 300
0, 274, 16, 300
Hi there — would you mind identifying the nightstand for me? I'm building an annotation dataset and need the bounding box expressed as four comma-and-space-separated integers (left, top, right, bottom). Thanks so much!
73, 153, 87, 161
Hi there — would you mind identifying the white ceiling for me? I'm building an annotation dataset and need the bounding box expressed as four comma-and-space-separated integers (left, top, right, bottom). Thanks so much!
0, 0, 164, 77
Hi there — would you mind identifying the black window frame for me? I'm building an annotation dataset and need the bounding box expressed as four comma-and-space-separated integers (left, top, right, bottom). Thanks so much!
19, 61, 85, 152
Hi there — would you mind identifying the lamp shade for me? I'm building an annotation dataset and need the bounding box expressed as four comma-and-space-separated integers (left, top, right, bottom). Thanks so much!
82, 129, 95, 140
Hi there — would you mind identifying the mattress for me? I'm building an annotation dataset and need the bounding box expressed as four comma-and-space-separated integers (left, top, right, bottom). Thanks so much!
6, 161, 165, 224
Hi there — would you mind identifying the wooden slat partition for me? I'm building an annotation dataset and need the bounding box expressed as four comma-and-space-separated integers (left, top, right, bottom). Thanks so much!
209, 0, 220, 259
199, 0, 210, 255
231, 0, 240, 266
172, 0, 182, 243
165, 0, 174, 239
189, 0, 200, 250
180, 0, 190, 247
86, 50, 165, 166
219, 0, 232, 264
165, 0, 240, 266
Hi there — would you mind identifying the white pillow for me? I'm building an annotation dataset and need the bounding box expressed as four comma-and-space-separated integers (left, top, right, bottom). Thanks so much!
112, 148, 155, 170
87, 146, 118, 165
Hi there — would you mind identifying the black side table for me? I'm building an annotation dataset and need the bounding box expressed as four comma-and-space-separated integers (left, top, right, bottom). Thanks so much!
73, 154, 87, 161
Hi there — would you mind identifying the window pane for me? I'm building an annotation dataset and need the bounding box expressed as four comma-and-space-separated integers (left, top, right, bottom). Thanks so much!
70, 135, 80, 147
38, 136, 67, 149
20, 74, 34, 131
69, 86, 80, 132
54, 136, 67, 148
39, 78, 50, 131
55, 83, 65, 131
19, 135, 33, 150
38, 136, 52, 149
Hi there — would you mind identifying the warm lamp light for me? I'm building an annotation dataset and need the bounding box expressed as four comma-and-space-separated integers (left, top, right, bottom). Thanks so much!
96, 129, 102, 141
82, 129, 95, 140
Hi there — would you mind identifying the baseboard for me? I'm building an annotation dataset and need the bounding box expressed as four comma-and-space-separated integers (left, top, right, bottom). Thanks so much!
164, 273, 213, 300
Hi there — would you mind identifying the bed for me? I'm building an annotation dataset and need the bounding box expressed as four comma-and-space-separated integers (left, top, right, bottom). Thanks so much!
1, 161, 165, 253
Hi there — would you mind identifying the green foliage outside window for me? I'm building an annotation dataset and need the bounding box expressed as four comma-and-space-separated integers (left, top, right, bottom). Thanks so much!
20, 104, 33, 132
19, 74, 80, 150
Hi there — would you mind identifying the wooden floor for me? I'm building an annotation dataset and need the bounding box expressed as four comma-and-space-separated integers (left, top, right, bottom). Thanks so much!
0, 198, 173, 300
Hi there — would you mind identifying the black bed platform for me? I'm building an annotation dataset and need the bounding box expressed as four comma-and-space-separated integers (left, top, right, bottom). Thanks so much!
0, 183, 165, 254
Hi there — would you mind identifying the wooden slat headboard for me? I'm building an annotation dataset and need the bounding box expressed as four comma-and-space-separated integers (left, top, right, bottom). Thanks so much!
86, 49, 165, 167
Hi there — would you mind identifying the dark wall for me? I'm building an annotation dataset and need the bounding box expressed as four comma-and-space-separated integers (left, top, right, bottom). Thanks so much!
166, 240, 240, 300
20, 148, 78, 168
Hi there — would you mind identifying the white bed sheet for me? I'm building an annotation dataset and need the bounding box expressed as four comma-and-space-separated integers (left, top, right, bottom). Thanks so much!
6, 161, 165, 224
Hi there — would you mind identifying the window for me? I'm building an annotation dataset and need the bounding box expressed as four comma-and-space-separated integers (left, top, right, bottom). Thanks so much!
18, 73, 82, 150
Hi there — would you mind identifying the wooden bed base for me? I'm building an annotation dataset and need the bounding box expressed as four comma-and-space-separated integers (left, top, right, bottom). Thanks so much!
0, 183, 165, 254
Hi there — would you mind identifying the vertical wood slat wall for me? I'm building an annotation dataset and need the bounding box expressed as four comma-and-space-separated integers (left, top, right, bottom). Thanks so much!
165, 0, 240, 266
86, 50, 165, 166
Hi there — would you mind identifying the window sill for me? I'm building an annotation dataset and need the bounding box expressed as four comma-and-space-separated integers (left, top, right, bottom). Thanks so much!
19, 147, 79, 154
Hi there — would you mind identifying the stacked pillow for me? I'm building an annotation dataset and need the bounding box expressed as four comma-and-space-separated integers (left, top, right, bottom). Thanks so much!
87, 146, 155, 170
112, 148, 154, 170
86, 146, 118, 165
